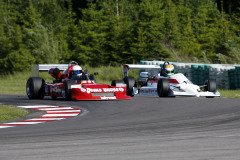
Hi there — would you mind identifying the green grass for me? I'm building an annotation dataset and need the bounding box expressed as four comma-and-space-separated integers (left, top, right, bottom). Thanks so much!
218, 89, 240, 98
0, 71, 54, 94
86, 65, 139, 84
0, 105, 29, 123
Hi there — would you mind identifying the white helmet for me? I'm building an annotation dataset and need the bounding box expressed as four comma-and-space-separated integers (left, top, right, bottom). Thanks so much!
68, 61, 78, 67
72, 65, 82, 76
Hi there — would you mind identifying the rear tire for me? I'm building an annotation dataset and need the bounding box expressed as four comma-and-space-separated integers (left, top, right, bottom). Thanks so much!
26, 77, 45, 99
123, 76, 136, 97
157, 79, 170, 97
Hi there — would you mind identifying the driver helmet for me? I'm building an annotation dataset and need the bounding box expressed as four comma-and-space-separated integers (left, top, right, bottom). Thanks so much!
72, 65, 82, 76
68, 61, 78, 67
165, 64, 175, 76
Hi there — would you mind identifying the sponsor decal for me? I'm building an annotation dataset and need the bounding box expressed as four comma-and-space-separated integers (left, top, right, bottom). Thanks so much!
81, 88, 124, 93
103, 88, 124, 92
81, 88, 102, 94
100, 96, 117, 100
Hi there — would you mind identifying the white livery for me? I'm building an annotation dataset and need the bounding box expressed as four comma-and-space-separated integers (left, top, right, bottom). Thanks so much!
123, 64, 220, 98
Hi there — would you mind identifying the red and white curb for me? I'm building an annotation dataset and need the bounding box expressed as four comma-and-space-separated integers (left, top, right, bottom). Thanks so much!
0, 105, 81, 129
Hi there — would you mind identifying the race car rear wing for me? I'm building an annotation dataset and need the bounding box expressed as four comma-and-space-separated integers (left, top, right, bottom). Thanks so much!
123, 64, 161, 78
31, 64, 68, 77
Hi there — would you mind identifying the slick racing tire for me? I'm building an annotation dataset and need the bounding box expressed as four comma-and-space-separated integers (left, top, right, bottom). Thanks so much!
123, 76, 136, 97
62, 81, 75, 100
157, 79, 170, 97
111, 80, 125, 86
26, 77, 45, 99
204, 79, 217, 92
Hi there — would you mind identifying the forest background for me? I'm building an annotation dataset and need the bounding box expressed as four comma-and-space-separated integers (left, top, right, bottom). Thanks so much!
1, 0, 240, 74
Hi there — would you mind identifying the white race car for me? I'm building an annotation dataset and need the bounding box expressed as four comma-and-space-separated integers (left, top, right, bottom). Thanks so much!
123, 64, 220, 98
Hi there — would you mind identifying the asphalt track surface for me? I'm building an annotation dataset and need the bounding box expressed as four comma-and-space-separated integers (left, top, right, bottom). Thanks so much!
0, 94, 240, 160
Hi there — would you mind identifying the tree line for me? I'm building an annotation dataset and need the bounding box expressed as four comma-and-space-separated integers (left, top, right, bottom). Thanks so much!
0, 0, 240, 73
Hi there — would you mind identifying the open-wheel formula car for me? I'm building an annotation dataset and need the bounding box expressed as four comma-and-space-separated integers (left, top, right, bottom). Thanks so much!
26, 66, 131, 100
123, 62, 220, 98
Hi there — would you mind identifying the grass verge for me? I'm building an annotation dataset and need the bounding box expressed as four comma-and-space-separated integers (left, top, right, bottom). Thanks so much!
0, 106, 29, 123
218, 89, 240, 98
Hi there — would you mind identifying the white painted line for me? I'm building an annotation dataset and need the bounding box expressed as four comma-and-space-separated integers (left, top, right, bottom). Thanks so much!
28, 118, 65, 121
18, 105, 59, 108
0, 126, 14, 128
38, 107, 73, 110
46, 110, 81, 113
43, 113, 79, 117
4, 122, 44, 125
217, 134, 240, 138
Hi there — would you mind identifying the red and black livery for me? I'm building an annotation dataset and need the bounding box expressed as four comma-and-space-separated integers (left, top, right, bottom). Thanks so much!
26, 68, 131, 100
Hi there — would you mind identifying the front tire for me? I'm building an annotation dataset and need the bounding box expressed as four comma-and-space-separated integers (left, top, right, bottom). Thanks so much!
204, 79, 217, 98
62, 81, 74, 100
204, 79, 217, 92
123, 76, 136, 97
26, 77, 45, 99
111, 80, 124, 86
157, 79, 170, 97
